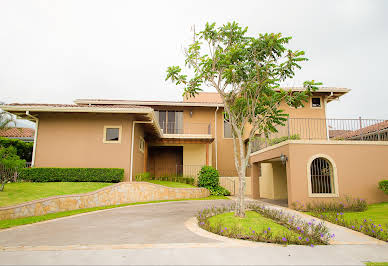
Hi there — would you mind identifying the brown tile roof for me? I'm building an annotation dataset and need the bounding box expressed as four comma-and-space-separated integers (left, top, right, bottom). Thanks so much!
5, 103, 147, 109
0, 127, 35, 138
335, 120, 388, 139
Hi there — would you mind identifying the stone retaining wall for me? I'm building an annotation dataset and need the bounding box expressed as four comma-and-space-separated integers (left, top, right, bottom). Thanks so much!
0, 182, 209, 220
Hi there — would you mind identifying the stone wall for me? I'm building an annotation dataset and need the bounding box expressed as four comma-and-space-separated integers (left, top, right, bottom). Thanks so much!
0, 182, 210, 220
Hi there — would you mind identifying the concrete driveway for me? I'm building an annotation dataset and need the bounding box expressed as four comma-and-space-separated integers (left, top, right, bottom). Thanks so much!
0, 199, 388, 265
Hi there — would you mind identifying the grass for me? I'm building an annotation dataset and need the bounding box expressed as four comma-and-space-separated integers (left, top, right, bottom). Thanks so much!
0, 182, 113, 207
145, 180, 196, 188
208, 211, 301, 237
339, 203, 388, 229
365, 263, 388, 266
308, 202, 388, 230
0, 195, 229, 229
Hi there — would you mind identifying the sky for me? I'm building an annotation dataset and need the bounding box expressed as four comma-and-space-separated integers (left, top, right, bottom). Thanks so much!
0, 0, 387, 128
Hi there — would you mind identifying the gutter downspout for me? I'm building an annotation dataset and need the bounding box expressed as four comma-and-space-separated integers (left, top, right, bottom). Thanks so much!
25, 111, 39, 167
214, 106, 219, 170
130, 121, 153, 182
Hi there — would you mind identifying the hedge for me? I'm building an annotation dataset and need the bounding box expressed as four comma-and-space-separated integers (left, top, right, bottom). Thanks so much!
0, 137, 33, 162
19, 168, 124, 183
378, 180, 388, 194
135, 172, 195, 185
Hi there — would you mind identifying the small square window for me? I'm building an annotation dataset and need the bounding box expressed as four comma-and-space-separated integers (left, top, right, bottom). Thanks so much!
103, 126, 121, 143
311, 97, 321, 108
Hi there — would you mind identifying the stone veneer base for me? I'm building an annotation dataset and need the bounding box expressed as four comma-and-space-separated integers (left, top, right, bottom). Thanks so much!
0, 182, 210, 220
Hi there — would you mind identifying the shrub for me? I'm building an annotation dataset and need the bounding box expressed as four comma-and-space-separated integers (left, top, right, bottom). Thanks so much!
19, 168, 124, 183
0, 137, 33, 162
197, 166, 230, 196
134, 172, 195, 185
135, 172, 152, 181
209, 186, 231, 196
378, 180, 388, 195
0, 146, 26, 191
290, 195, 368, 212
268, 134, 300, 146
198, 166, 219, 189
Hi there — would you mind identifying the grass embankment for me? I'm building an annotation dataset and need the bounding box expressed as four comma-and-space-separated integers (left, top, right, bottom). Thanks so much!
0, 195, 229, 229
145, 180, 196, 188
208, 211, 301, 237
0, 182, 113, 207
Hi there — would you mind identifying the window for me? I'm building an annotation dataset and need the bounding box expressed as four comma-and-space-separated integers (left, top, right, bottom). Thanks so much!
103, 126, 122, 143
308, 155, 338, 197
224, 113, 233, 138
139, 136, 145, 153
154, 110, 183, 134
311, 97, 321, 108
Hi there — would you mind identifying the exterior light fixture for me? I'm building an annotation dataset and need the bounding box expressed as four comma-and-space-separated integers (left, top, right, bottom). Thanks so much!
189, 110, 193, 117
280, 153, 288, 165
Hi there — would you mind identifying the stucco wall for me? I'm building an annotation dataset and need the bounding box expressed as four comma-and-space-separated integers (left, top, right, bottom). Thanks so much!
250, 141, 388, 205
35, 113, 134, 181
219, 176, 252, 196
133, 124, 145, 176
0, 182, 209, 220
259, 163, 274, 199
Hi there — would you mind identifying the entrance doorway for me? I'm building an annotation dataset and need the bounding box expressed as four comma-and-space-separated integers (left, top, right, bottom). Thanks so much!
147, 146, 183, 177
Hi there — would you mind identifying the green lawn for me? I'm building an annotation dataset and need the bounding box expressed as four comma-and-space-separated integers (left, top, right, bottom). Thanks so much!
365, 263, 388, 266
145, 180, 196, 188
339, 203, 388, 229
0, 196, 229, 229
309, 203, 388, 230
208, 211, 301, 237
0, 182, 114, 207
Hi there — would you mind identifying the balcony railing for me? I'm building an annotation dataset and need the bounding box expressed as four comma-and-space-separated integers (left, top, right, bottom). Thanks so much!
251, 118, 388, 152
160, 122, 211, 135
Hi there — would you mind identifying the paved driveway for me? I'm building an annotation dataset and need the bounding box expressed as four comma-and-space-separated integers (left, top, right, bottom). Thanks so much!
0, 200, 231, 247
0, 199, 388, 265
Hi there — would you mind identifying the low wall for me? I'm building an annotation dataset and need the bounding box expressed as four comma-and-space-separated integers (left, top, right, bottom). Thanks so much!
219, 176, 252, 196
0, 182, 209, 220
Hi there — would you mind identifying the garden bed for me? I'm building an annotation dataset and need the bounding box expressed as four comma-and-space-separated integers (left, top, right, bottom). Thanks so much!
308, 202, 388, 242
197, 203, 333, 246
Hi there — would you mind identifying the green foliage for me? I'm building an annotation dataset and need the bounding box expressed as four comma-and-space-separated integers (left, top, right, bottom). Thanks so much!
268, 134, 300, 145
166, 21, 321, 142
134, 172, 195, 186
208, 186, 231, 196
197, 166, 230, 196
19, 168, 124, 183
0, 137, 33, 162
0, 146, 26, 170
290, 195, 368, 212
378, 180, 388, 194
198, 166, 220, 189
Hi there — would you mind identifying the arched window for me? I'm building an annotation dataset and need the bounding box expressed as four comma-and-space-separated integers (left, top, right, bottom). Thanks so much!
310, 157, 334, 194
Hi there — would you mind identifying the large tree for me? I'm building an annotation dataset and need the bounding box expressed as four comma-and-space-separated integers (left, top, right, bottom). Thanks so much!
166, 22, 320, 217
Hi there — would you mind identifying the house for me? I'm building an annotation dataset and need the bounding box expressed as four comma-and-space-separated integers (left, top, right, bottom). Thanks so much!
0, 127, 35, 142
2, 87, 388, 206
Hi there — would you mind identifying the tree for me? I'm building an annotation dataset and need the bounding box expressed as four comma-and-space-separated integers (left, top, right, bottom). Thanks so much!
0, 146, 26, 191
0, 110, 15, 130
166, 22, 321, 217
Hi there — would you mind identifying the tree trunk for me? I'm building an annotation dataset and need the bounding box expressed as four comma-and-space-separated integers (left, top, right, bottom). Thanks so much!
235, 168, 246, 217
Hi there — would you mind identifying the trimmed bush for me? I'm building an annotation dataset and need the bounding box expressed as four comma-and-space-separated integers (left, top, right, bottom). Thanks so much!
198, 166, 220, 189
19, 168, 124, 183
198, 166, 230, 196
379, 180, 388, 194
0, 137, 33, 162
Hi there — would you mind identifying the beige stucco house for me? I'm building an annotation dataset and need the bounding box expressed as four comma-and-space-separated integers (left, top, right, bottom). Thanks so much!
2, 88, 388, 206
